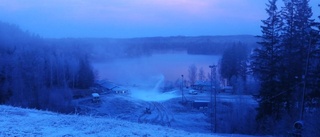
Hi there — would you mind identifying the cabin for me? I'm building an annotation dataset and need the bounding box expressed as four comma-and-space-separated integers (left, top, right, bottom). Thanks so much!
192, 100, 210, 109
112, 87, 129, 94
95, 80, 129, 94
96, 80, 118, 92
221, 86, 233, 94
191, 81, 211, 92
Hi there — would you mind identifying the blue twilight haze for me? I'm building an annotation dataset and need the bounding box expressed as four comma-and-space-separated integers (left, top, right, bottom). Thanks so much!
0, 0, 319, 38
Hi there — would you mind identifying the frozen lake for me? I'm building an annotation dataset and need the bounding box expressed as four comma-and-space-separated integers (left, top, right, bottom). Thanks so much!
93, 52, 220, 85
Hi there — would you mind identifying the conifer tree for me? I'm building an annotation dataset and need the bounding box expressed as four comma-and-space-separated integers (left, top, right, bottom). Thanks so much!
252, 0, 317, 134
306, 3, 320, 105
251, 0, 284, 132
280, 0, 315, 114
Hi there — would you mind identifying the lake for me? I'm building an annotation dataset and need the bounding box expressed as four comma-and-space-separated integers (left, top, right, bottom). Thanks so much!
93, 52, 220, 85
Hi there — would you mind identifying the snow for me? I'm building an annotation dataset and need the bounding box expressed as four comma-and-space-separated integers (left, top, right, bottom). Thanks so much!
0, 105, 262, 137
0, 105, 215, 137
129, 75, 178, 102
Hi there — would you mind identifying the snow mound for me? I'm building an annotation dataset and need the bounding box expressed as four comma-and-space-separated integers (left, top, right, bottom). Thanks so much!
129, 75, 178, 102
0, 105, 214, 137
130, 88, 178, 102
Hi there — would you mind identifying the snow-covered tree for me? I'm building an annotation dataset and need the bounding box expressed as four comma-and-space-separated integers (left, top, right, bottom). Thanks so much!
198, 67, 205, 81
188, 64, 197, 86
0, 21, 95, 112
221, 42, 248, 83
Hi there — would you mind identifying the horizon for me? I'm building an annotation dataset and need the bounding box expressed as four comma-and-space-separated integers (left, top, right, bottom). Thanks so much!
42, 34, 257, 39
1, 19, 257, 39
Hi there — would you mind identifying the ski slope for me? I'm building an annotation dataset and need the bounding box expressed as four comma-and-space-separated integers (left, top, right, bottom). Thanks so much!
0, 105, 261, 137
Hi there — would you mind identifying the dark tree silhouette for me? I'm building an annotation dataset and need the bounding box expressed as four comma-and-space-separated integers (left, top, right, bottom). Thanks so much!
76, 56, 95, 89
251, 0, 283, 132
251, 0, 318, 135
221, 42, 248, 83
0, 21, 95, 113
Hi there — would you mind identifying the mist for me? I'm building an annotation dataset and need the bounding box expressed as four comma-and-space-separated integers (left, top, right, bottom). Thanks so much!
129, 75, 178, 102
93, 52, 220, 84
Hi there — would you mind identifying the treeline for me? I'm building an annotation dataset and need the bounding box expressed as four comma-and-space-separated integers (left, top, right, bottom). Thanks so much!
124, 35, 258, 57
251, 0, 320, 136
59, 35, 258, 61
122, 36, 257, 56
0, 22, 95, 113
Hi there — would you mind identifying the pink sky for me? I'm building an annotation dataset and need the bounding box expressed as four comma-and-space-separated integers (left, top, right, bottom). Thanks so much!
0, 0, 319, 38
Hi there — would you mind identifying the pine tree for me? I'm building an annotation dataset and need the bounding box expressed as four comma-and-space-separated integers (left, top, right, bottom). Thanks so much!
251, 0, 284, 132
252, 0, 317, 134
305, 3, 320, 106
280, 0, 315, 114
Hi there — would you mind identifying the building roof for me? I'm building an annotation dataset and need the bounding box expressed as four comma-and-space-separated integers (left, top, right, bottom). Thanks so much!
97, 80, 118, 89
194, 81, 211, 86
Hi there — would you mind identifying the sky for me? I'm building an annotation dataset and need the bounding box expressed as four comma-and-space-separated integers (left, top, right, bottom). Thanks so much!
0, 0, 319, 38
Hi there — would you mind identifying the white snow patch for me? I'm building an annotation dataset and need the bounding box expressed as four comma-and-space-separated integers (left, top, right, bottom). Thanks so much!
129, 75, 178, 102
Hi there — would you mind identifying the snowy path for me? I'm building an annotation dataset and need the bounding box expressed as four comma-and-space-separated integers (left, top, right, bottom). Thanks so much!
138, 102, 174, 127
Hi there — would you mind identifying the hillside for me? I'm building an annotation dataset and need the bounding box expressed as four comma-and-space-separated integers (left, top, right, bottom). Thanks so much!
0, 105, 261, 137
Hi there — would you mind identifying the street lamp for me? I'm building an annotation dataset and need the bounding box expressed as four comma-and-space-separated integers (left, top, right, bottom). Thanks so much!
209, 65, 217, 133
181, 75, 184, 103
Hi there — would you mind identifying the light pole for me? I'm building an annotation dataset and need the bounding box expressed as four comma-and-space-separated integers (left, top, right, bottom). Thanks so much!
209, 65, 217, 133
181, 75, 185, 103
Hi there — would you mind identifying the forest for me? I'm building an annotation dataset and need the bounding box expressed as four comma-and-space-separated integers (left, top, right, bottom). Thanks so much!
0, 22, 95, 112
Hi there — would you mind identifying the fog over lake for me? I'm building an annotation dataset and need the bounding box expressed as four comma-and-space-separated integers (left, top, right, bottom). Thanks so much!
93, 52, 220, 85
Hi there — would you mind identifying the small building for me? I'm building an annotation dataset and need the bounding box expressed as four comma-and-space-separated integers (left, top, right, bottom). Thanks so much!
191, 81, 212, 92
192, 100, 210, 109
221, 86, 233, 94
112, 87, 129, 94
96, 80, 129, 94
97, 80, 118, 92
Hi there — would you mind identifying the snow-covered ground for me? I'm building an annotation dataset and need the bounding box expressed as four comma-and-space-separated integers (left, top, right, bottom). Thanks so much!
73, 78, 259, 135
0, 76, 261, 136
0, 105, 257, 137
